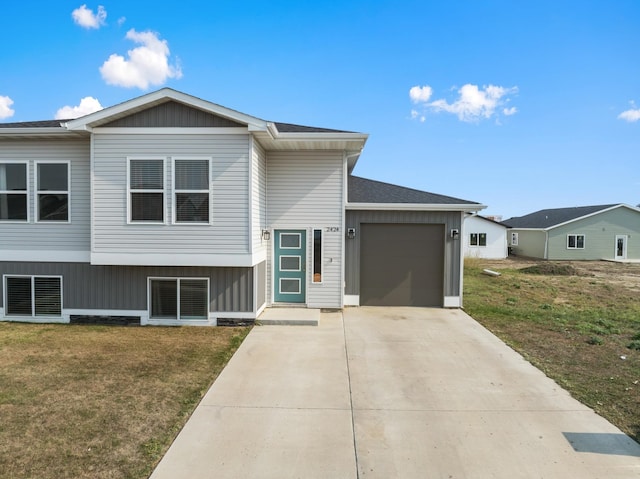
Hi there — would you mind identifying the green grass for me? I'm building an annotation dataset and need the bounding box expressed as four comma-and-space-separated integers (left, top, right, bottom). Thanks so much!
464, 259, 640, 443
0, 323, 250, 479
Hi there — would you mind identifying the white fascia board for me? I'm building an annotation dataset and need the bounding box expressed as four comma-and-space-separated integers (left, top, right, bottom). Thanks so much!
346, 202, 486, 212
545, 204, 636, 231
90, 251, 266, 267
92, 127, 248, 135
64, 88, 268, 131
276, 132, 369, 144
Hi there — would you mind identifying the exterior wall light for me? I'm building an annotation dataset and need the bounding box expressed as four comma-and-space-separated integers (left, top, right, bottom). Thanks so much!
347, 228, 356, 239
450, 229, 460, 240
262, 230, 271, 241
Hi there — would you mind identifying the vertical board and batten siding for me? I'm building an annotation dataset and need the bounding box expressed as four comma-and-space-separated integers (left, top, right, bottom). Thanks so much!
266, 150, 344, 308
92, 133, 250, 255
0, 262, 253, 312
345, 210, 462, 298
509, 230, 548, 259
547, 208, 640, 260
0, 139, 90, 255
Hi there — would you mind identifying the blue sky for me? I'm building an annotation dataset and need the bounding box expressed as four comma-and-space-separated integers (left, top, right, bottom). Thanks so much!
1, 0, 639, 219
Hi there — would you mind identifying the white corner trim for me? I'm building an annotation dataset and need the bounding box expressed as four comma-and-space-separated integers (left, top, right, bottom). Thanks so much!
444, 296, 461, 308
344, 295, 360, 306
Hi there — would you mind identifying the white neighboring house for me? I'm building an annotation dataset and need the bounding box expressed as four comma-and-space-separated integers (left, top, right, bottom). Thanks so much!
464, 214, 508, 259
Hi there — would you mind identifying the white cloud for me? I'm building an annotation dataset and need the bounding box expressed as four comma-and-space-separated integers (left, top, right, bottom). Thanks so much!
410, 83, 518, 123
99, 29, 183, 89
0, 95, 15, 120
409, 85, 433, 103
55, 97, 103, 119
618, 108, 640, 123
72, 4, 107, 29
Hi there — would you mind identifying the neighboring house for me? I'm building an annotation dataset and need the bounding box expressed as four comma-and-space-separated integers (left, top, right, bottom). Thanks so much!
0, 88, 484, 326
463, 214, 508, 259
504, 204, 640, 261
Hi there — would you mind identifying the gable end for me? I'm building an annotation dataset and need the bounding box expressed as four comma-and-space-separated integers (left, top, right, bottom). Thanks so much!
101, 101, 246, 128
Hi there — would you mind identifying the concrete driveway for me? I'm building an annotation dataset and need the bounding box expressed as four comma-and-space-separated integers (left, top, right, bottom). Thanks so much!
150, 308, 640, 478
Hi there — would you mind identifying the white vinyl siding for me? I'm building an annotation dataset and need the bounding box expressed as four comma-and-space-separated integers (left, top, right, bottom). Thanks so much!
92, 133, 250, 261
266, 151, 344, 308
0, 139, 90, 258
251, 140, 267, 253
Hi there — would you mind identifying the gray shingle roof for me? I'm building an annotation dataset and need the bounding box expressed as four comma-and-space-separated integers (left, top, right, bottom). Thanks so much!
273, 122, 354, 134
0, 120, 69, 128
504, 204, 619, 229
348, 175, 479, 205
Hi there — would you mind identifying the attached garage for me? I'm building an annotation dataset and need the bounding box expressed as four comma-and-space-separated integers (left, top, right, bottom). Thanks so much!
345, 176, 484, 308
359, 223, 444, 306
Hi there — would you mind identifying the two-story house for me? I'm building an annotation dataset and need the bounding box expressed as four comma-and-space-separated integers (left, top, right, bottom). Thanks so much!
0, 89, 483, 325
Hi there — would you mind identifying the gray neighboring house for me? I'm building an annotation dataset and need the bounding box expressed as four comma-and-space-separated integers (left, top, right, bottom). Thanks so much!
504, 204, 640, 261
0, 88, 483, 326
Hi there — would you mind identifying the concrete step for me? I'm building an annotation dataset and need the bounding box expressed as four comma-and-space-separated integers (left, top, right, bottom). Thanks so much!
258, 308, 320, 326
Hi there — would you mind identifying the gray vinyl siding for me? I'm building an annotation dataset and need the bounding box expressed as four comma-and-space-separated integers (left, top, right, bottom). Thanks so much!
345, 210, 462, 298
266, 150, 344, 308
0, 138, 90, 255
509, 230, 547, 259
92, 133, 250, 255
252, 140, 267, 252
547, 208, 640, 260
0, 262, 253, 312
102, 101, 245, 128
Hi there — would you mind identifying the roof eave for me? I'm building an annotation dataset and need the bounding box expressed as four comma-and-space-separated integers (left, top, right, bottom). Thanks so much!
346, 202, 486, 212
0, 127, 80, 138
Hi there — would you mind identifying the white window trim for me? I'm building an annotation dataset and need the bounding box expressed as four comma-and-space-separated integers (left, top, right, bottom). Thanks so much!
279, 255, 302, 272
0, 160, 29, 223
567, 234, 586, 250
127, 157, 166, 225
312, 228, 323, 284
510, 232, 519, 246
35, 160, 70, 224
279, 277, 301, 295
3, 274, 63, 318
147, 277, 210, 321
279, 232, 301, 249
171, 157, 212, 225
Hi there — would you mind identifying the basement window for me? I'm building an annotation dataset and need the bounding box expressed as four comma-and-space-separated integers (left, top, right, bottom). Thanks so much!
149, 278, 209, 320
4, 275, 62, 317
567, 234, 585, 249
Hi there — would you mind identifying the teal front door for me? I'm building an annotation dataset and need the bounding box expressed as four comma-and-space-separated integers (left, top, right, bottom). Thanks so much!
274, 230, 306, 303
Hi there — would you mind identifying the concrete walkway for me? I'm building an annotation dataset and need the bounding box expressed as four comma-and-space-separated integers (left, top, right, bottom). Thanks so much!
150, 308, 640, 478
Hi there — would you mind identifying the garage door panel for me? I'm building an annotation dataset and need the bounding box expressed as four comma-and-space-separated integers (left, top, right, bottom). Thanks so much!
360, 224, 444, 307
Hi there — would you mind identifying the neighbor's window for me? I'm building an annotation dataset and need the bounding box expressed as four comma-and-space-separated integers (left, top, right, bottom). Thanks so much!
313, 229, 322, 283
5, 276, 62, 316
149, 278, 208, 320
129, 159, 164, 222
36, 162, 69, 222
0, 162, 28, 221
470, 233, 487, 247
174, 159, 210, 223
567, 234, 585, 249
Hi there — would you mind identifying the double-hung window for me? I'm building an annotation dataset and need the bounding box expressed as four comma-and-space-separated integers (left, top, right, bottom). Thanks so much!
129, 159, 165, 223
567, 234, 585, 249
470, 233, 487, 246
36, 162, 69, 222
0, 162, 28, 221
149, 278, 209, 320
4, 275, 62, 317
173, 158, 210, 224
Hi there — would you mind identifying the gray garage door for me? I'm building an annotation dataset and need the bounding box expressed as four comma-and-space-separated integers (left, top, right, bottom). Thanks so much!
360, 223, 444, 307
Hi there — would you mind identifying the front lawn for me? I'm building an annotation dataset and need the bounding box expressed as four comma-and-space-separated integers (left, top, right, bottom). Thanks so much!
0, 323, 250, 479
464, 258, 640, 443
